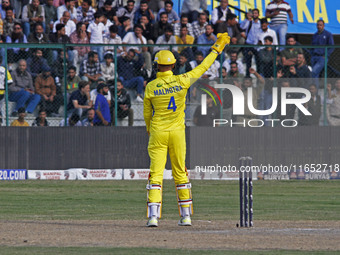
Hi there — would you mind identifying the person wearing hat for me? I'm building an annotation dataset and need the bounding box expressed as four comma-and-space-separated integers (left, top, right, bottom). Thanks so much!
144, 33, 230, 227
93, 83, 111, 126
10, 107, 29, 126
35, 65, 61, 116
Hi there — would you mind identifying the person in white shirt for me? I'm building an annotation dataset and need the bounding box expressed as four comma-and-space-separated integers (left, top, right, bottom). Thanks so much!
189, 51, 220, 80
87, 12, 105, 62
100, 53, 115, 84
222, 51, 246, 76
53, 11, 76, 36
102, 13, 114, 38
103, 24, 123, 56
123, 24, 152, 71
154, 25, 177, 54
257, 18, 278, 50
211, 0, 232, 28
57, 0, 77, 22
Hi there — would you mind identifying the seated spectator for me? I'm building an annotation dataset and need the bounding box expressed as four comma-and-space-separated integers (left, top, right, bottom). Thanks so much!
3, 7, 19, 37
173, 52, 192, 75
257, 18, 278, 47
52, 50, 72, 87
115, 0, 137, 26
22, 0, 46, 37
102, 13, 114, 38
298, 84, 321, 126
59, 112, 82, 126
281, 35, 303, 68
326, 80, 340, 126
117, 49, 144, 102
89, 77, 111, 107
70, 22, 90, 70
10, 107, 29, 126
181, 0, 207, 23
57, 0, 77, 22
87, 12, 105, 62
61, 65, 82, 99
49, 23, 72, 62
80, 51, 102, 89
76, 0, 95, 26
258, 36, 275, 78
193, 95, 220, 126
94, 83, 111, 126
139, 15, 154, 43
6, 23, 29, 66
173, 13, 193, 36
175, 26, 194, 61
67, 80, 92, 117
117, 16, 133, 39
287, 53, 312, 88
152, 12, 169, 42
153, 25, 177, 54
191, 12, 208, 40
99, 0, 116, 22
197, 24, 216, 57
53, 11, 76, 36
133, 0, 155, 25
35, 65, 61, 116
157, 0, 179, 24
111, 79, 134, 126
32, 109, 49, 126
104, 24, 123, 56
101, 53, 115, 85
211, 0, 232, 32
190, 51, 219, 80
218, 13, 246, 47
26, 49, 49, 80
9, 60, 41, 116
0, 0, 15, 19
123, 24, 152, 72
27, 23, 50, 44
222, 51, 245, 76
44, 0, 57, 34
0, 55, 13, 103
82, 107, 95, 126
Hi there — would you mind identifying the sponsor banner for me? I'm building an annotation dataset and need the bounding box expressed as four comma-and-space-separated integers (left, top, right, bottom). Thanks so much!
27, 170, 77, 180
258, 169, 340, 180
0, 169, 26, 180
123, 169, 172, 180
75, 169, 123, 180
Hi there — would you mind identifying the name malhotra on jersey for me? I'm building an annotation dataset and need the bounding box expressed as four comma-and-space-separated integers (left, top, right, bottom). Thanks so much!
154, 85, 183, 96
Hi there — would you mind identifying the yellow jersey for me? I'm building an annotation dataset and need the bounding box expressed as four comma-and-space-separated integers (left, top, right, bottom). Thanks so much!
144, 52, 218, 133
11, 120, 29, 127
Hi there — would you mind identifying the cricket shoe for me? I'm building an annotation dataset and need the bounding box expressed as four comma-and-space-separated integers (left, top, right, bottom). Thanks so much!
178, 216, 192, 226
146, 216, 158, 227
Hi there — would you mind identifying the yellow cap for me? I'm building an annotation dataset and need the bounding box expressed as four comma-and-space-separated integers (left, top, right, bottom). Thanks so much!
154, 50, 176, 65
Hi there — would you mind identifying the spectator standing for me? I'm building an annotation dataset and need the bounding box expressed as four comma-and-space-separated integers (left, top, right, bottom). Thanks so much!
326, 80, 340, 126
115, 0, 136, 26
3, 7, 19, 37
191, 12, 208, 40
298, 84, 321, 126
117, 49, 144, 102
103, 24, 123, 56
265, 0, 294, 46
70, 22, 90, 69
181, 0, 207, 23
87, 12, 105, 62
22, 0, 46, 37
157, 0, 179, 24
173, 14, 193, 37
211, 0, 232, 32
76, 0, 95, 25
67, 80, 92, 117
57, 0, 77, 22
257, 18, 278, 47
287, 53, 312, 89
9, 60, 41, 116
197, 24, 216, 57
111, 79, 133, 126
80, 51, 102, 89
258, 36, 275, 78
53, 11, 76, 36
93, 83, 111, 126
26, 49, 49, 80
240, 9, 261, 76
310, 19, 334, 89
32, 109, 49, 126
133, 0, 154, 25
10, 107, 29, 126
6, 23, 29, 65
44, 0, 58, 34
82, 107, 95, 126
280, 35, 303, 70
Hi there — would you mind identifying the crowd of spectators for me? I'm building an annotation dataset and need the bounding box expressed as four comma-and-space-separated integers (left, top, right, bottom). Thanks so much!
0, 0, 337, 127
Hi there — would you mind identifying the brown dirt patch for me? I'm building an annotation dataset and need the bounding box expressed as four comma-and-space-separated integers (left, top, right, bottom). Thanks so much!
1, 220, 340, 251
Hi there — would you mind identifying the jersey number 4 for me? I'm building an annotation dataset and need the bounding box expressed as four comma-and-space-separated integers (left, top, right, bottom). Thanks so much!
167, 96, 177, 112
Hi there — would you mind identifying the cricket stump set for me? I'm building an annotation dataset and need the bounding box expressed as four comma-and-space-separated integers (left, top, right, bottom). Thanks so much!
238, 156, 253, 227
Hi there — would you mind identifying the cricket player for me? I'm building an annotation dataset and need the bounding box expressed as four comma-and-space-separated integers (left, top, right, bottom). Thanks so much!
144, 33, 230, 227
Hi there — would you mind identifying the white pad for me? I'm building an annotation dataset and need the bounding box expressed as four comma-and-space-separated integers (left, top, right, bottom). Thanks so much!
147, 202, 161, 218
176, 183, 193, 217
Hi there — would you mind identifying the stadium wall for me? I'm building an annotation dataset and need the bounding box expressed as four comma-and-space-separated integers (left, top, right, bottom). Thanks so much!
0, 127, 339, 170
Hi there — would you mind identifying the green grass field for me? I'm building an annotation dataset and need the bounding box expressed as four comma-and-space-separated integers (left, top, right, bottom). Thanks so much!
0, 180, 340, 254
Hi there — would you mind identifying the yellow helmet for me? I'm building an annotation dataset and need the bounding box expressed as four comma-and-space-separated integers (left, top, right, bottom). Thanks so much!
154, 50, 176, 65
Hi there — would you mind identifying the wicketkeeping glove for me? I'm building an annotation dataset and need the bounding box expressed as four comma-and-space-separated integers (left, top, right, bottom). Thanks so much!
211, 33, 231, 54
